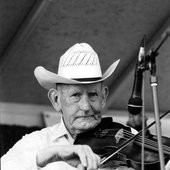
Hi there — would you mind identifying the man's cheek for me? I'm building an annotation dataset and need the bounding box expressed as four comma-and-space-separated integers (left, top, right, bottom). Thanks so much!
93, 105, 102, 114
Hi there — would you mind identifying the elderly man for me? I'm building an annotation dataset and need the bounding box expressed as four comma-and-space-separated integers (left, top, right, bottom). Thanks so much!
1, 43, 138, 170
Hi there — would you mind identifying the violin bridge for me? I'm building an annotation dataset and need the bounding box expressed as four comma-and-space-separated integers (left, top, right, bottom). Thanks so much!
115, 128, 124, 143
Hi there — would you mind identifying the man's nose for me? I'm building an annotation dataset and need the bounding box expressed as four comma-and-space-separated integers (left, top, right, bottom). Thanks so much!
79, 96, 91, 111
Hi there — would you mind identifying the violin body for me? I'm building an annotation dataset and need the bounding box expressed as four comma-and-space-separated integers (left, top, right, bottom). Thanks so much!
74, 117, 170, 170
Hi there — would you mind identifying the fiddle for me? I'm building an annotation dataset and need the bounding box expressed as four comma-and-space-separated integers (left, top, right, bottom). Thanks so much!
74, 113, 170, 170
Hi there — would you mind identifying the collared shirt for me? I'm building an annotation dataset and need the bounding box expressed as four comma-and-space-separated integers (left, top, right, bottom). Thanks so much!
1, 117, 170, 170
1, 117, 76, 170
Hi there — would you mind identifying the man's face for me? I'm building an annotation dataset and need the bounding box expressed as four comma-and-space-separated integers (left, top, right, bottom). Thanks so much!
58, 83, 107, 135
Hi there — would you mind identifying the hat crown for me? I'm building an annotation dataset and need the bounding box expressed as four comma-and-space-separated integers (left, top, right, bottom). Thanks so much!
34, 42, 120, 90
58, 43, 102, 79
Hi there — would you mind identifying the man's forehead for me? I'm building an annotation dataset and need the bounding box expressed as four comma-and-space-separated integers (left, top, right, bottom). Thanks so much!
58, 83, 102, 91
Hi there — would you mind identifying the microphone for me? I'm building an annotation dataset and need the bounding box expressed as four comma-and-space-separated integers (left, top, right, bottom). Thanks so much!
128, 37, 145, 115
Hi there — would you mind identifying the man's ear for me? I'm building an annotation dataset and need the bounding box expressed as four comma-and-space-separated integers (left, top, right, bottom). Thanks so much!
101, 86, 109, 109
48, 88, 61, 112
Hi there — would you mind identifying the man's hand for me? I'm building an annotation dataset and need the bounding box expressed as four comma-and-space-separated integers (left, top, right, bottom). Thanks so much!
36, 145, 100, 170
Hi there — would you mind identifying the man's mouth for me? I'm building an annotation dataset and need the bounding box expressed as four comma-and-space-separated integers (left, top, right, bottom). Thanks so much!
78, 115, 93, 118
76, 115, 95, 120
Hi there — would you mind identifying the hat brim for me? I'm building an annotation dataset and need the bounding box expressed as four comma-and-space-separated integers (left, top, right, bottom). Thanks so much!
34, 59, 120, 90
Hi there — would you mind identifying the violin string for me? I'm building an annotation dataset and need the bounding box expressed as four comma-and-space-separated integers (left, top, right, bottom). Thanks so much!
124, 136, 170, 155
105, 130, 170, 154
125, 134, 169, 152
122, 130, 170, 153
98, 130, 170, 153
123, 130, 170, 150
99, 110, 170, 165
97, 129, 170, 152
116, 129, 170, 152
99, 129, 170, 151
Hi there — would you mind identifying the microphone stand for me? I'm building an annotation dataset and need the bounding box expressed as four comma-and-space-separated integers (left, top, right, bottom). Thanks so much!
144, 31, 169, 170
149, 50, 165, 170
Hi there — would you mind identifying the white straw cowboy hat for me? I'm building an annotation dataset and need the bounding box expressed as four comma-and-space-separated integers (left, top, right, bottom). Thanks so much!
34, 43, 120, 90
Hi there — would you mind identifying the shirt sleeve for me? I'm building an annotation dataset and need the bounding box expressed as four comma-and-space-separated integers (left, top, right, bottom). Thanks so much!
1, 150, 38, 170
1, 130, 46, 170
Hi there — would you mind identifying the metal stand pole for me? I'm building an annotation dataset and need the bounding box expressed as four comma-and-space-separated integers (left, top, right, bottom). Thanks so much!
150, 75, 165, 170
147, 30, 170, 170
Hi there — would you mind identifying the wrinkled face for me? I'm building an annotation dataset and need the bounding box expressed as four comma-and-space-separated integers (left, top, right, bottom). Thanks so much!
58, 83, 108, 136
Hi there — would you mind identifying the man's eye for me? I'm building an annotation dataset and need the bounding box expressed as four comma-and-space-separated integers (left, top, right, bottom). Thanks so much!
89, 93, 98, 100
71, 93, 81, 102
72, 93, 80, 97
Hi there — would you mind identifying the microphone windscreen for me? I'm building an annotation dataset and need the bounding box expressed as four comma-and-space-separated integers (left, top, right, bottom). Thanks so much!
128, 97, 142, 115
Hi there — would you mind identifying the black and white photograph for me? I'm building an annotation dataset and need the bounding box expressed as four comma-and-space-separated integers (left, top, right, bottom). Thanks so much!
0, 0, 170, 169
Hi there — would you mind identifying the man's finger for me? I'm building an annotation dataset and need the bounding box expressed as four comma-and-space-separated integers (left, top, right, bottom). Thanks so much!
77, 164, 87, 170
76, 145, 88, 168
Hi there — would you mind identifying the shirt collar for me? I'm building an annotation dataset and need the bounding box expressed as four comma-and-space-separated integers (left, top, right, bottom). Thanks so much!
51, 117, 74, 144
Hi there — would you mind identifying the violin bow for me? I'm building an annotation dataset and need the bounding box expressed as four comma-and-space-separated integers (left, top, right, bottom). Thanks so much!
100, 110, 170, 165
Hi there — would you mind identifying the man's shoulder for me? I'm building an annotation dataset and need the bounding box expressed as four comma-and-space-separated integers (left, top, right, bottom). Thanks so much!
32, 123, 60, 136
20, 123, 61, 142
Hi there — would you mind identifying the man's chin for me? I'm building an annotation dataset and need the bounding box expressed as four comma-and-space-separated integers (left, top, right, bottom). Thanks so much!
73, 117, 100, 132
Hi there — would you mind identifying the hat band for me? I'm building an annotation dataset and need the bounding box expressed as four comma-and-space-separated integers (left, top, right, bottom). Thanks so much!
73, 77, 102, 82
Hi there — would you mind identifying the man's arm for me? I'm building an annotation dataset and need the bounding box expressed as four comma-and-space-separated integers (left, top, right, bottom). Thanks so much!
1, 134, 40, 170
1, 130, 100, 170
36, 144, 100, 170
